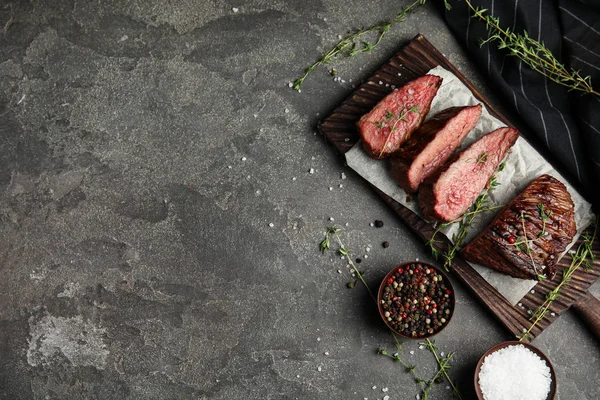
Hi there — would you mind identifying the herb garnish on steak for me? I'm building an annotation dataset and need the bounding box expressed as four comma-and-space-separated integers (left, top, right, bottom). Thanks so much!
461, 174, 576, 280
357, 74, 442, 159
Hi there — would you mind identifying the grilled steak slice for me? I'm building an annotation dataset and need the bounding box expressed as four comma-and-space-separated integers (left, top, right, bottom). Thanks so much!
357, 74, 442, 159
391, 104, 482, 193
461, 174, 576, 280
419, 126, 518, 221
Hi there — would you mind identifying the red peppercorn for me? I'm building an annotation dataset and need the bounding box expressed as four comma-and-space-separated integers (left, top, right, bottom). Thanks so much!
398, 268, 403, 274
427, 309, 433, 315
445, 289, 452, 295
387, 278, 394, 284
508, 236, 516, 244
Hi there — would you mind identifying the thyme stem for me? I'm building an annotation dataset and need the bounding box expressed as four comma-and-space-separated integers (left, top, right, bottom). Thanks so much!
292, 0, 426, 90
460, 0, 599, 97
518, 217, 598, 341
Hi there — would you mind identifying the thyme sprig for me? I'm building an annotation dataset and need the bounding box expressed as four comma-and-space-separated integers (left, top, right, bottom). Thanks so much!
421, 339, 462, 399
537, 203, 552, 238
320, 227, 462, 399
451, 0, 599, 97
377, 105, 420, 158
292, 0, 426, 90
427, 162, 506, 271
518, 218, 598, 341
321, 226, 375, 299
518, 211, 546, 281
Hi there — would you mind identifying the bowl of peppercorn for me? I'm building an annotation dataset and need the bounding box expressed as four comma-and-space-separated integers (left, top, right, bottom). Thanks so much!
378, 262, 455, 339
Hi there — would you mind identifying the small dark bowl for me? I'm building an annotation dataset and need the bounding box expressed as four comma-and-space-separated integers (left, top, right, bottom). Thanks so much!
474, 341, 557, 400
377, 261, 455, 339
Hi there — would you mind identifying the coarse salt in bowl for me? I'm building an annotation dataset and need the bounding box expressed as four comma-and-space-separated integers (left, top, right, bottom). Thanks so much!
474, 341, 556, 400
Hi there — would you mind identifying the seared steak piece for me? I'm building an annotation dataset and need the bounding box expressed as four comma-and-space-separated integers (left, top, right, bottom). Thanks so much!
419, 126, 518, 221
391, 104, 482, 193
357, 74, 442, 159
461, 174, 576, 280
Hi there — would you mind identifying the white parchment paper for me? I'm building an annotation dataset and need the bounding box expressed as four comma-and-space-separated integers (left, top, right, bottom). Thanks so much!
346, 66, 595, 305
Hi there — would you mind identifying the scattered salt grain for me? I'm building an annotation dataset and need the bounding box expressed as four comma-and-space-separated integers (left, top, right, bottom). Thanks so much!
385, 83, 389, 87
550, 312, 556, 317
288, 82, 293, 88
409, 350, 415, 355
378, 81, 383, 85
341, 173, 347, 180
227, 165, 232, 169
518, 303, 523, 307
329, 217, 334, 222
309, 168, 315, 174
292, 177, 297, 181
383, 396, 390, 400
297, 375, 300, 378
241, 157, 247, 161
324, 351, 329, 355
531, 290, 535, 294
408, 88, 414, 95
382, 387, 389, 392
323, 17, 327, 21
345, 223, 349, 227
317, 337, 321, 341
329, 187, 333, 191
363, 255, 368, 259
440, 352, 445, 357
478, 344, 552, 400
232, 7, 239, 12
416, 394, 421, 400
418, 345, 424, 350
370, 223, 374, 227
372, 386, 377, 390
268, 223, 274, 227
337, 269, 342, 274
284, 108, 290, 113
339, 184, 343, 188
344, 137, 350, 142
397, 72, 402, 76
317, 366, 322, 372
446, 386, 450, 390
366, 247, 371, 252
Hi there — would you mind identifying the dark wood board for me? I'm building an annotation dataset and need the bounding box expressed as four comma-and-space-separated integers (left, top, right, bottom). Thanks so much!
319, 34, 600, 341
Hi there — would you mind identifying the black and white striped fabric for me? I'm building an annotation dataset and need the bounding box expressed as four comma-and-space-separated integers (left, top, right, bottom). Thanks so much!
441, 0, 600, 205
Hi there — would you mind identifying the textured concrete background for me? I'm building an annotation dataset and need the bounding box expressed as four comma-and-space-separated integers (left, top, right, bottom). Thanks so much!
0, 0, 598, 399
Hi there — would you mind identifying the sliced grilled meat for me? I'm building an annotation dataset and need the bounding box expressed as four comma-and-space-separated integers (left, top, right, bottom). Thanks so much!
461, 174, 576, 280
357, 74, 442, 159
419, 126, 518, 221
391, 104, 482, 193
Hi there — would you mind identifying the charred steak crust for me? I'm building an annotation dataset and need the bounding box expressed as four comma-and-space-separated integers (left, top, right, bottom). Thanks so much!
357, 74, 442, 159
418, 127, 519, 222
461, 174, 576, 281
390, 104, 482, 193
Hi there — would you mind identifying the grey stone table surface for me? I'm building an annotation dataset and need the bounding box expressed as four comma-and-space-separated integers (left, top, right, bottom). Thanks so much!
0, 1, 598, 399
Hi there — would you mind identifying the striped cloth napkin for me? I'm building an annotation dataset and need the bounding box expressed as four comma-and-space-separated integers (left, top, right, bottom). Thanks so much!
441, 0, 600, 205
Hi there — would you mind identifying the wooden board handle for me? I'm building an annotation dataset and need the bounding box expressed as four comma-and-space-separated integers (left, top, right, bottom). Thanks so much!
572, 290, 600, 340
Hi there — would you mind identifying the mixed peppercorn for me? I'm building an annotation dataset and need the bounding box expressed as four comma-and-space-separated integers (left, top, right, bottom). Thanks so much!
380, 263, 454, 338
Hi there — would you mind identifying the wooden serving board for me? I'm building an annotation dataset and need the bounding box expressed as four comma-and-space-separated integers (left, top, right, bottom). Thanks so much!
319, 34, 600, 341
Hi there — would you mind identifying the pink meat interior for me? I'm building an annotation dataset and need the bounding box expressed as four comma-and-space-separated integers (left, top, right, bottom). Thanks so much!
433, 127, 518, 221
359, 75, 441, 157
407, 105, 482, 187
